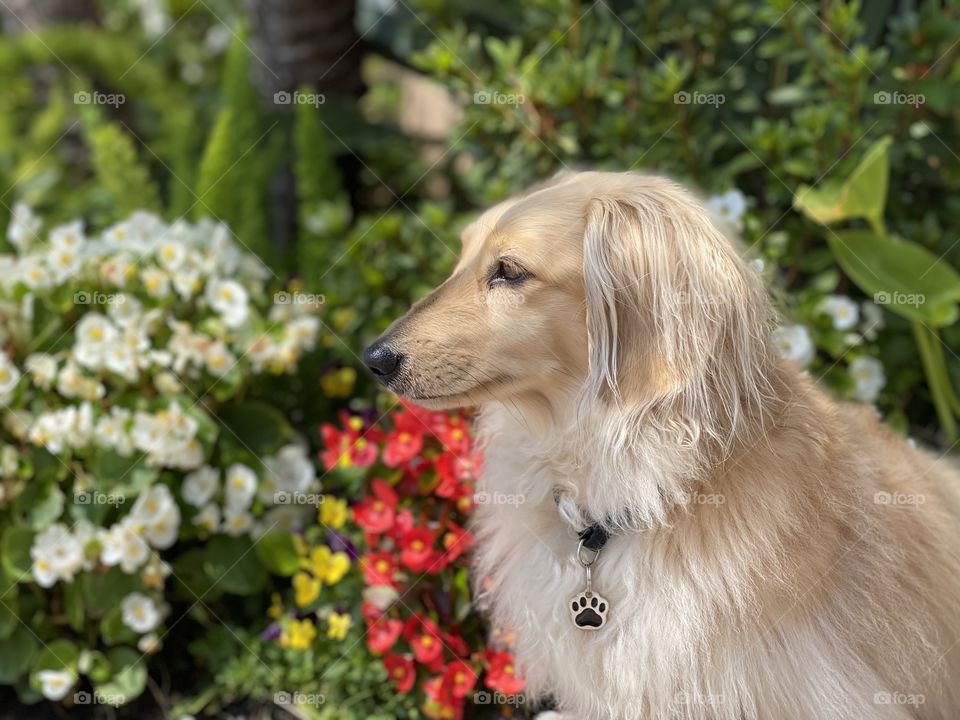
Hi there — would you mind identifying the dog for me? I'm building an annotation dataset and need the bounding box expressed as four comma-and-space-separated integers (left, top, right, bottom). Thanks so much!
363, 171, 960, 719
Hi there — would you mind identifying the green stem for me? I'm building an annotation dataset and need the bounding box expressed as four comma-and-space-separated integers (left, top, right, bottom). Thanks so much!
913, 321, 958, 442
923, 323, 960, 416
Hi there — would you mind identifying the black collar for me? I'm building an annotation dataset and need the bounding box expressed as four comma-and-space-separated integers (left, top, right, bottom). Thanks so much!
553, 487, 611, 551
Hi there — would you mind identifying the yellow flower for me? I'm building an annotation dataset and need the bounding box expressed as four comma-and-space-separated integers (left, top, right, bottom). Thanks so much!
268, 593, 284, 620
292, 534, 309, 557
327, 612, 351, 640
322, 552, 351, 585
320, 367, 357, 398
280, 619, 317, 650
319, 497, 348, 529
310, 546, 332, 577
292, 571, 321, 607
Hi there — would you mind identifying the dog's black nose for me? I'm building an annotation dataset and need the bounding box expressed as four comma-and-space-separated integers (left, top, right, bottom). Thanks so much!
363, 340, 402, 381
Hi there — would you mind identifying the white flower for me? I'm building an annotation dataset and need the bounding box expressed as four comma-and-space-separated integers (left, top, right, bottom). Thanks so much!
7, 202, 41, 251
99, 518, 150, 573
772, 324, 815, 368
260, 505, 310, 534
0, 353, 21, 403
224, 463, 257, 511
130, 484, 181, 549
819, 295, 859, 331
49, 220, 85, 251
261, 444, 316, 503
849, 356, 886, 403
121, 592, 162, 633
37, 669, 74, 701
20, 258, 52, 290
73, 313, 118, 369
193, 502, 221, 532
182, 466, 219, 507
137, 632, 162, 654
205, 278, 250, 328
31, 524, 85, 587
24, 353, 57, 390
46, 245, 82, 283
156, 239, 187, 270
108, 295, 141, 327
222, 508, 254, 537
706, 189, 747, 229
284, 316, 320, 351
203, 341, 235, 377
56, 362, 104, 401
141, 267, 171, 298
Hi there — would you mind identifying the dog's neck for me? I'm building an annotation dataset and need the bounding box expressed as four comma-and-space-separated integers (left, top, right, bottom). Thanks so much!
478, 365, 788, 533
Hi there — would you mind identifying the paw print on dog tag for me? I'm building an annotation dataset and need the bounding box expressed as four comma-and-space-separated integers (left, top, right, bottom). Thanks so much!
570, 591, 609, 630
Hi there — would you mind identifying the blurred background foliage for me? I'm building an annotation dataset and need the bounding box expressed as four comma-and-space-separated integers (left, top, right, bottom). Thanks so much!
0, 0, 959, 714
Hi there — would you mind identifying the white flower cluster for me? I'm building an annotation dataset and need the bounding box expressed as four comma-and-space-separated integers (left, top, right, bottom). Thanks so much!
31, 521, 97, 587
98, 485, 181, 575
183, 444, 319, 539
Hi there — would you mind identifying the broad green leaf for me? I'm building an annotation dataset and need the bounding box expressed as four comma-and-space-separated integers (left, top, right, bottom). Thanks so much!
255, 531, 301, 576
1, 525, 35, 581
99, 607, 138, 646
0, 594, 18, 639
0, 627, 39, 683
218, 400, 294, 457
63, 580, 85, 632
826, 230, 960, 326
32, 638, 79, 672
202, 536, 267, 596
81, 569, 139, 613
13, 481, 64, 529
93, 647, 147, 706
795, 136, 892, 226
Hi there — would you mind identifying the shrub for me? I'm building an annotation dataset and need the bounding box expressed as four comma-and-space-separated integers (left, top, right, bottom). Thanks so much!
0, 208, 343, 706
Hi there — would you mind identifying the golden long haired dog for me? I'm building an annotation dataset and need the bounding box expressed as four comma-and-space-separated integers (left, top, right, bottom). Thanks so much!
363, 171, 960, 719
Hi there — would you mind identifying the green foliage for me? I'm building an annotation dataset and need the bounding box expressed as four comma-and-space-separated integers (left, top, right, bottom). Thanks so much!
85, 120, 163, 217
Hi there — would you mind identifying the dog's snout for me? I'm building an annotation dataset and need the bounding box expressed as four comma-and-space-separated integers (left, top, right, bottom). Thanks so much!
363, 340, 403, 381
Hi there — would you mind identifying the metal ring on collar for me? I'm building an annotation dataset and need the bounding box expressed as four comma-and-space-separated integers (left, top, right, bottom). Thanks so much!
577, 538, 601, 567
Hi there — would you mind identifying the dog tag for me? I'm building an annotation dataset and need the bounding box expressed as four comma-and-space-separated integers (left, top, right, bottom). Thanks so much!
571, 543, 609, 630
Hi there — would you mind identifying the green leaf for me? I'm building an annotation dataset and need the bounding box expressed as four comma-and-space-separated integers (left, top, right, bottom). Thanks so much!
202, 536, 267, 596
2, 525, 35, 582
254, 531, 301, 576
826, 230, 960, 326
81, 568, 140, 614
0, 627, 39, 683
795, 136, 892, 226
218, 400, 294, 457
63, 581, 85, 632
13, 481, 64, 529
93, 647, 147, 706
0, 594, 18, 639
32, 638, 79, 672
99, 607, 138, 646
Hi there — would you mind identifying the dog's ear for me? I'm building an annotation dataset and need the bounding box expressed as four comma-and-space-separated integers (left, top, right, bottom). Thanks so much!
582, 181, 773, 410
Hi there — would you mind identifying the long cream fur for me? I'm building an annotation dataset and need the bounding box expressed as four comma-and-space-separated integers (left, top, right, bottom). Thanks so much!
370, 171, 960, 719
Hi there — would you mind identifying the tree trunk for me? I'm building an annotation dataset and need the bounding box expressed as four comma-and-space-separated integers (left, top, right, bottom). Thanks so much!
244, 0, 363, 98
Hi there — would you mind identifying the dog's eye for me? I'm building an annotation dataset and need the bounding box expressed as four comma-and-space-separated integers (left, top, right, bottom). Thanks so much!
489, 258, 530, 287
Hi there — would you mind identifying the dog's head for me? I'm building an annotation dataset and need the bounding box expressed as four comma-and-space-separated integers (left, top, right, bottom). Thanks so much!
363, 171, 774, 423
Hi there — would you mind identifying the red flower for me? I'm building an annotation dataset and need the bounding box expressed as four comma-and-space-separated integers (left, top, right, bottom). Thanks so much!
435, 414, 471, 454
384, 428, 424, 467
361, 601, 383, 624
410, 628, 443, 665
400, 526, 438, 572
443, 631, 470, 658
319, 417, 379, 470
435, 450, 481, 500
423, 676, 464, 720
367, 617, 403, 655
387, 508, 414, 544
361, 551, 398, 587
484, 650, 525, 695
353, 479, 397, 535
442, 659, 477, 698
442, 523, 473, 563
384, 654, 415, 693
